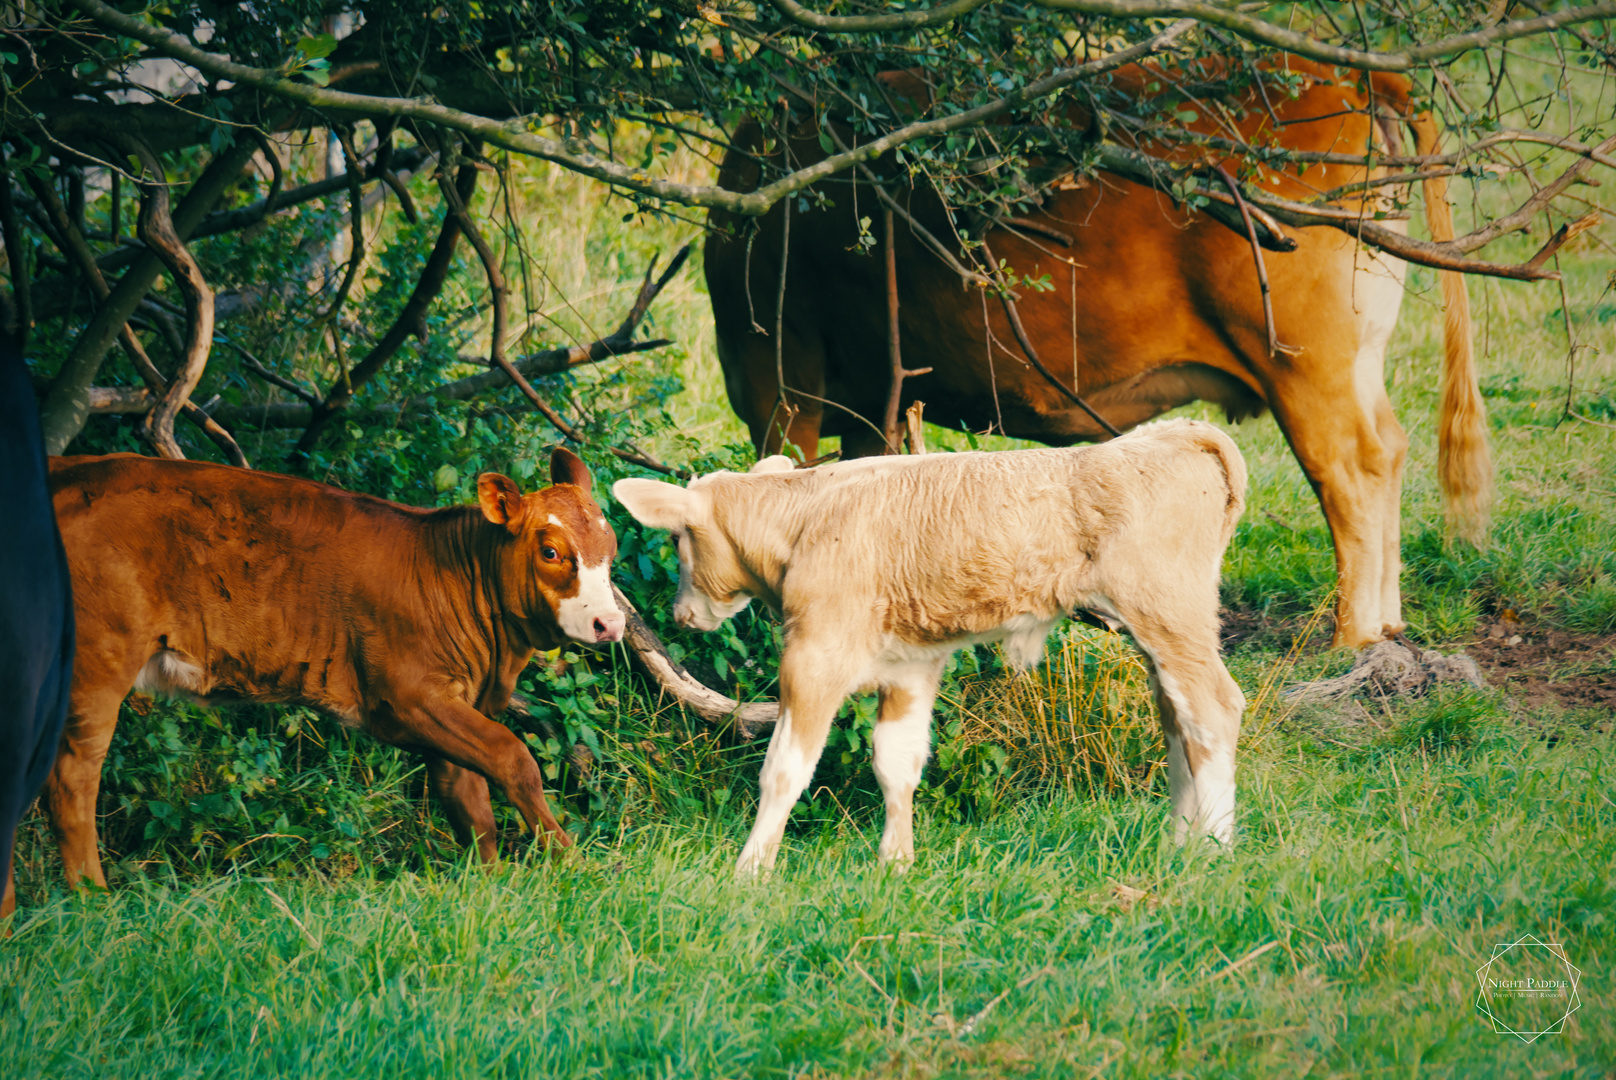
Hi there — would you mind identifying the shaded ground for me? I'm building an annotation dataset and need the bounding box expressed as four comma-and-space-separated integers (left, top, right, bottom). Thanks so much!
1221, 607, 1616, 713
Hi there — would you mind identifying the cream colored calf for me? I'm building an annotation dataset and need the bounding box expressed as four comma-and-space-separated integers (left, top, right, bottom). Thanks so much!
615, 419, 1248, 874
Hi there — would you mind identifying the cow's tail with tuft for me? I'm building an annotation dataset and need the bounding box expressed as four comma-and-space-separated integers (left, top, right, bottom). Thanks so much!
1408, 111, 1493, 546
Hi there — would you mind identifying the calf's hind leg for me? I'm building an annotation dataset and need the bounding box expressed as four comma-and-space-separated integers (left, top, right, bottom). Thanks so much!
1115, 613, 1244, 845
424, 755, 500, 862
45, 680, 131, 890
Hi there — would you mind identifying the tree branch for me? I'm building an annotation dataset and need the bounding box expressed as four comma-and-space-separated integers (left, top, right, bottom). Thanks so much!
612, 586, 778, 738
67, 0, 1192, 217
102, 132, 221, 463
1029, 2, 1616, 72
36, 132, 257, 454
767, 0, 994, 31
291, 160, 476, 457
28, 152, 246, 465
435, 150, 587, 444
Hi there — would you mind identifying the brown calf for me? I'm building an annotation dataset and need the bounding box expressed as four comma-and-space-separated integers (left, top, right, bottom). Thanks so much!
44, 447, 622, 891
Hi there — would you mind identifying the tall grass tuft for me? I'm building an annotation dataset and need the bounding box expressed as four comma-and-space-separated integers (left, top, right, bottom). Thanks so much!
940, 627, 1165, 805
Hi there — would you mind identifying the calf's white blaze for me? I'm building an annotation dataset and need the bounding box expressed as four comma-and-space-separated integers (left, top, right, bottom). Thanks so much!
556, 558, 625, 643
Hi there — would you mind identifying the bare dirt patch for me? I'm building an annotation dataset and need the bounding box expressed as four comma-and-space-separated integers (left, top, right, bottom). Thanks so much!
1466, 620, 1616, 712
1221, 607, 1616, 713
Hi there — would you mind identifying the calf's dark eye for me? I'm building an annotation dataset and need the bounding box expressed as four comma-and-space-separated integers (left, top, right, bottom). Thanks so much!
541, 545, 560, 561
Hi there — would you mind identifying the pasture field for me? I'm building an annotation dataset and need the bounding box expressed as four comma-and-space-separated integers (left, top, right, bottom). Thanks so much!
2, 708, 1612, 1078
8, 113, 1616, 1076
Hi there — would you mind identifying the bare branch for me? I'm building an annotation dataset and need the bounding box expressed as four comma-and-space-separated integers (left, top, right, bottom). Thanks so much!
103, 132, 220, 463
291, 161, 475, 456
1211, 164, 1284, 360
767, 0, 994, 31
881, 207, 933, 453
35, 133, 257, 454
1027, 1, 1616, 72
190, 146, 432, 243
309, 127, 369, 325
436, 150, 587, 444
981, 237, 1121, 438
28, 155, 246, 466
1525, 211, 1604, 271
221, 337, 322, 409
612, 585, 778, 738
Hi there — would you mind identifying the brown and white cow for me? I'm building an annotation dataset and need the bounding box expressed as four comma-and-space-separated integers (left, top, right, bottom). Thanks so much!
705, 57, 1489, 651
44, 447, 622, 891
615, 419, 1247, 873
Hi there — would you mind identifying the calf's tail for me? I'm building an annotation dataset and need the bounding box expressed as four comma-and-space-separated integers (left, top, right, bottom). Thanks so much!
1408, 110, 1493, 546
1189, 423, 1248, 547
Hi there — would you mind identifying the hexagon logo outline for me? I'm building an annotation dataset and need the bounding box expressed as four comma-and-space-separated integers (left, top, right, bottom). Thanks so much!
1474, 933, 1582, 1044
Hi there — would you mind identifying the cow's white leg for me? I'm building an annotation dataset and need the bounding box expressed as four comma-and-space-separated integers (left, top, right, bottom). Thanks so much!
1372, 392, 1409, 638
736, 644, 851, 876
871, 660, 944, 866
1351, 239, 1410, 640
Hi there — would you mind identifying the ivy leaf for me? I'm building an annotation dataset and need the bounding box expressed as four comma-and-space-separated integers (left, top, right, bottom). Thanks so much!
296, 33, 339, 60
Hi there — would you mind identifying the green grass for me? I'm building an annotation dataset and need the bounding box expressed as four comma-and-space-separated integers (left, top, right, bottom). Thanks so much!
5, 706, 1611, 1078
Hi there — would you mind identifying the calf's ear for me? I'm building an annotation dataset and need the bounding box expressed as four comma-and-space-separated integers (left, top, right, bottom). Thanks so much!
551, 446, 592, 489
612, 477, 691, 531
477, 473, 526, 534
749, 455, 795, 474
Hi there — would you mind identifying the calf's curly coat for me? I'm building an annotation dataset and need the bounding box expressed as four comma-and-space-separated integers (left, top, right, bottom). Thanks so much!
615, 418, 1247, 873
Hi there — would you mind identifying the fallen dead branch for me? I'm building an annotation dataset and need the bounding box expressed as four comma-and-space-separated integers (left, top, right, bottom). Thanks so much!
613, 586, 779, 739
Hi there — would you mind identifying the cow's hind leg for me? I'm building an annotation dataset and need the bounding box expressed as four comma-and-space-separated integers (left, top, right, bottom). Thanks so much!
1116, 614, 1244, 845
871, 660, 944, 866
424, 755, 499, 863
736, 643, 854, 876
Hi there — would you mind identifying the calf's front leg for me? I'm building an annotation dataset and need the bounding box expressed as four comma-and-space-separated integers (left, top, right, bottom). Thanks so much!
378, 696, 572, 851
871, 661, 943, 866
736, 645, 853, 876
1127, 628, 1244, 845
